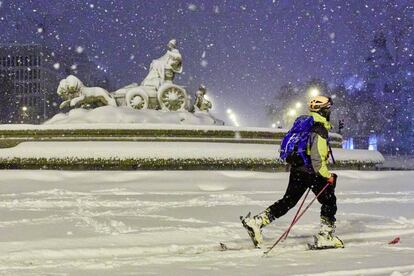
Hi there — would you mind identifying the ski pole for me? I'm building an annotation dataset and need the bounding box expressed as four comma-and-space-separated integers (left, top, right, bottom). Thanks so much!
282, 188, 311, 241
328, 139, 336, 164
263, 182, 331, 256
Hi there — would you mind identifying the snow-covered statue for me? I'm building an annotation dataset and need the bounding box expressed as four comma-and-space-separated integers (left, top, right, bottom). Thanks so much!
57, 39, 188, 111
141, 39, 183, 89
193, 84, 212, 112
50, 40, 225, 125
115, 38, 188, 111
57, 75, 116, 109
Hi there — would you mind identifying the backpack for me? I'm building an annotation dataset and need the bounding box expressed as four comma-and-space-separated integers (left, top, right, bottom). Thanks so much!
279, 115, 314, 166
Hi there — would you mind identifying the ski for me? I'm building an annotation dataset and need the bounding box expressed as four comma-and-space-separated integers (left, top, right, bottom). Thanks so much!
306, 243, 343, 250
220, 239, 343, 253
219, 242, 264, 251
219, 242, 252, 251
219, 242, 229, 251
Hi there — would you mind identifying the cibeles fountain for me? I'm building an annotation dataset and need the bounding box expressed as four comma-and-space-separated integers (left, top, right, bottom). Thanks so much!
46, 39, 221, 125
0, 40, 354, 171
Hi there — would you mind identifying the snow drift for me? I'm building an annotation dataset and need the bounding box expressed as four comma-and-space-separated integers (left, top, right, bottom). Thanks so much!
44, 106, 224, 126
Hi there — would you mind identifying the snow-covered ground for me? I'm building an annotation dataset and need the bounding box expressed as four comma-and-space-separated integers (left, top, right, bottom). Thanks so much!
0, 170, 413, 275
380, 155, 414, 170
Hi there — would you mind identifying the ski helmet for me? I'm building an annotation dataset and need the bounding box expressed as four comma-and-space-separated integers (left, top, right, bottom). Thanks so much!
308, 96, 333, 112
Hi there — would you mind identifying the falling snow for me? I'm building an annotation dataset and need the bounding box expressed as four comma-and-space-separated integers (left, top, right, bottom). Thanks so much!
0, 0, 411, 152
75, 46, 84, 54
200, 59, 208, 67
187, 3, 197, 11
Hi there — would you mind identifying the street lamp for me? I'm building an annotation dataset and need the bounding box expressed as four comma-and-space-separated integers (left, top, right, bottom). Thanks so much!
20, 106, 29, 124
309, 87, 320, 97
288, 109, 296, 117
295, 102, 302, 109
226, 108, 240, 127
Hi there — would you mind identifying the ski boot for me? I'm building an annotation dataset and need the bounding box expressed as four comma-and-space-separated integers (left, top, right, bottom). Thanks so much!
308, 216, 344, 250
241, 209, 273, 248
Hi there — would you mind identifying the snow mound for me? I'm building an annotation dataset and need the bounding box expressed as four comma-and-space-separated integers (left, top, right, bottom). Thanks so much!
197, 184, 227, 191
44, 106, 224, 126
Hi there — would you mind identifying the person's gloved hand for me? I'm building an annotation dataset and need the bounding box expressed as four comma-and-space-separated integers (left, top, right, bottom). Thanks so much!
327, 173, 338, 185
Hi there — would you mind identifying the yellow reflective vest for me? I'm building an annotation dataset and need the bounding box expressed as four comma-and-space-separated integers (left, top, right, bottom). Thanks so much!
307, 112, 332, 178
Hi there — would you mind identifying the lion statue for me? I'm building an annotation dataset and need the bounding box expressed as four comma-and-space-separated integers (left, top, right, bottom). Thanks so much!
57, 75, 116, 109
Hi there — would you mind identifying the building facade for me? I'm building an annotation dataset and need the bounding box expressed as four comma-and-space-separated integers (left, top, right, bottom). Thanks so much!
0, 44, 111, 124
0, 44, 63, 123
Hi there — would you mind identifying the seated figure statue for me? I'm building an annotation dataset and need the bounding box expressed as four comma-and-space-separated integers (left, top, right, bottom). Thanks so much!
112, 39, 187, 111
141, 39, 183, 89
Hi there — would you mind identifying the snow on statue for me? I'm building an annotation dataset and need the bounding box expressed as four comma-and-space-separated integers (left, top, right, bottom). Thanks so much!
140, 38, 182, 89
114, 38, 188, 111
50, 39, 223, 125
193, 85, 212, 112
57, 75, 117, 109
56, 39, 206, 113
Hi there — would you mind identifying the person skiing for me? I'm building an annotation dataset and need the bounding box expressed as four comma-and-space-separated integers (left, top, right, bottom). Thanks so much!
241, 95, 344, 249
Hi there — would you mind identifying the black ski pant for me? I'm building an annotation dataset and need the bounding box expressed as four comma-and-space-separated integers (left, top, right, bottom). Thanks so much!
267, 168, 337, 222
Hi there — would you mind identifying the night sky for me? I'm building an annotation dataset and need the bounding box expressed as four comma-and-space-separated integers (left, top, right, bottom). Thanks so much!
0, 0, 411, 126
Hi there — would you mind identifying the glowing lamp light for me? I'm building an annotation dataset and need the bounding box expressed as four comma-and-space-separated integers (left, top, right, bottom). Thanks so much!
226, 107, 240, 127
288, 109, 296, 117
271, 123, 276, 128
295, 102, 302, 108
22, 106, 28, 111
309, 87, 320, 97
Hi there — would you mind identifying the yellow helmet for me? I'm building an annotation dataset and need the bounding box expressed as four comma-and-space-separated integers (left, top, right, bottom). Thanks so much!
308, 96, 333, 112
